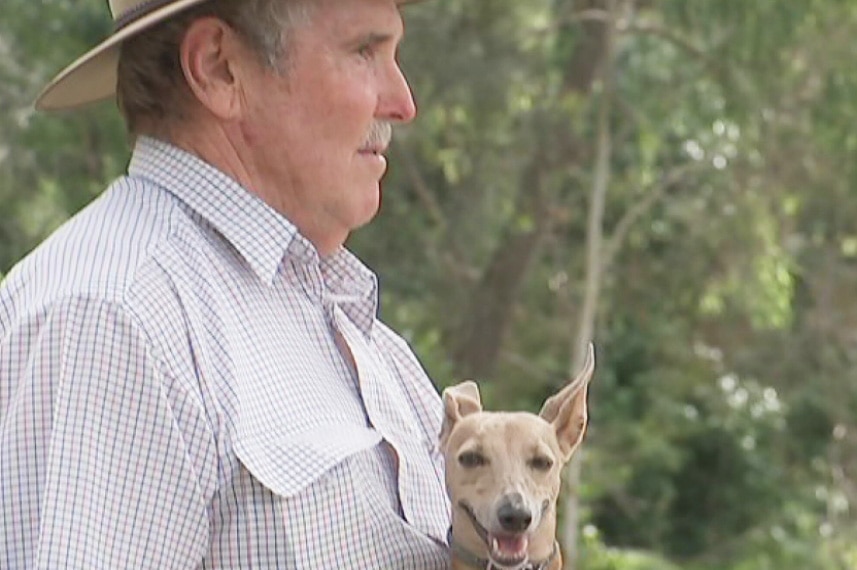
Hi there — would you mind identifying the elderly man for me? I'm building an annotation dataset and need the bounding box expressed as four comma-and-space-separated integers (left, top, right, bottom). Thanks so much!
0, 0, 451, 567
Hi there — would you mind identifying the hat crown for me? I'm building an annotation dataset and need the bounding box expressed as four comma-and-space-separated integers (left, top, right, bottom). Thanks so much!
110, 0, 141, 20
110, 0, 176, 30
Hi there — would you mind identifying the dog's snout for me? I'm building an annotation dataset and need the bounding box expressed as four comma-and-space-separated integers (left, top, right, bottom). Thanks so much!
497, 493, 533, 532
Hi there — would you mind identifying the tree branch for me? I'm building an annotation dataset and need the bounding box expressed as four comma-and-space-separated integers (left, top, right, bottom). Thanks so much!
601, 161, 709, 273
392, 141, 448, 232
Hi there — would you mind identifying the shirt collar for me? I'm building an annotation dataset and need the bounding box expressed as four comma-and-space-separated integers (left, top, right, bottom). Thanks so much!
127, 137, 379, 330
128, 136, 311, 286
321, 248, 379, 333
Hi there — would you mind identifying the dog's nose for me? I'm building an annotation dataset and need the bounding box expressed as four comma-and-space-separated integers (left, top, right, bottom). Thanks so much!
497, 495, 533, 532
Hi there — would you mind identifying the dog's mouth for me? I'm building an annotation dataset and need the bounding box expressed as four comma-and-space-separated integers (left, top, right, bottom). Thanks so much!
459, 501, 530, 567
488, 533, 529, 566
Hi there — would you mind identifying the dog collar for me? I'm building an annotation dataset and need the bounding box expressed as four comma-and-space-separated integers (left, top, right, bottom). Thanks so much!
447, 528, 559, 570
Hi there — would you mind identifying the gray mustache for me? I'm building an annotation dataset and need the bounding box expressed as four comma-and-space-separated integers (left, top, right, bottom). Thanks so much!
365, 121, 392, 149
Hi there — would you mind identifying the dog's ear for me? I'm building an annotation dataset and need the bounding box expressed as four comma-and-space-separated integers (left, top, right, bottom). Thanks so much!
439, 381, 482, 451
539, 343, 595, 461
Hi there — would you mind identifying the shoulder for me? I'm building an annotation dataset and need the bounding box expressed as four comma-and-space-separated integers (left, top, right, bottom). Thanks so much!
4, 177, 183, 305
2, 173, 233, 328
0, 175, 230, 407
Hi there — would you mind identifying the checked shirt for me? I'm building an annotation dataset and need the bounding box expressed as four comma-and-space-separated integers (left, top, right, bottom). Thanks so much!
0, 136, 451, 569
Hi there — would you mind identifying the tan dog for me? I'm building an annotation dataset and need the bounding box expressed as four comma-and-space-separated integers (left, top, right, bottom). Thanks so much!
440, 344, 595, 570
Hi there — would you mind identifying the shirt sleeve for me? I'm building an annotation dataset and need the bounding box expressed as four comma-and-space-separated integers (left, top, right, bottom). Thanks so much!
0, 297, 211, 569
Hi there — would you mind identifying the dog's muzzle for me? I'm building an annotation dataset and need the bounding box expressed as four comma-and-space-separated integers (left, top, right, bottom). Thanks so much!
497, 493, 533, 533
452, 499, 556, 570
447, 526, 559, 570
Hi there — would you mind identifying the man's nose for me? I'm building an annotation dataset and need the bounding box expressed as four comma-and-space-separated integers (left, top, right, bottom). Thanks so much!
379, 62, 417, 124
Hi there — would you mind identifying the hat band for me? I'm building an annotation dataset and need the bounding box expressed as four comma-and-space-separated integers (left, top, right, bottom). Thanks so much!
114, 0, 184, 31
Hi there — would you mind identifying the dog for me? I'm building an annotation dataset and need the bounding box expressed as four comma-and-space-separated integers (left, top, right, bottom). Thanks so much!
439, 344, 595, 570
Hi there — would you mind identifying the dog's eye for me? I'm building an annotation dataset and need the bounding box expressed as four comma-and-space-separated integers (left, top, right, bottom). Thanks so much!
528, 455, 554, 471
458, 451, 488, 468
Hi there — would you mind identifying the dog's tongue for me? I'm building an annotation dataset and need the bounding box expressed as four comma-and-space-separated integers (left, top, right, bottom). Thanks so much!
491, 534, 529, 559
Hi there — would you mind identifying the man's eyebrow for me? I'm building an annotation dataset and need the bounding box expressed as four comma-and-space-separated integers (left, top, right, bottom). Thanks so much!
348, 31, 404, 54
360, 32, 398, 46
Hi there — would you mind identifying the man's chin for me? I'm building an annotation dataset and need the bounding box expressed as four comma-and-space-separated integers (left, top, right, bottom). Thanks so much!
342, 189, 382, 232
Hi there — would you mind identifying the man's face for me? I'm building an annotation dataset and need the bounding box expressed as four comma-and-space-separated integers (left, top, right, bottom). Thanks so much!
237, 0, 416, 254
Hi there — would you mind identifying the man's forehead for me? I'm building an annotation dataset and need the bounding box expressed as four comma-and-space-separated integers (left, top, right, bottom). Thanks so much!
303, 0, 405, 36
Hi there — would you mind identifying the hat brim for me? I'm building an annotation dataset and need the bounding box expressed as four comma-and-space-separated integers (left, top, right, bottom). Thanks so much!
35, 0, 426, 112
36, 0, 212, 111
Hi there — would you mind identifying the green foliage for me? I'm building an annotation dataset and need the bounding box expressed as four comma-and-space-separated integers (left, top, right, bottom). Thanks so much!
579, 528, 683, 570
0, 0, 129, 272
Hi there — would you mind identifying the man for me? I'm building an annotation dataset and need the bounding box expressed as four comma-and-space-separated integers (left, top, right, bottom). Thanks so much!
0, 0, 451, 567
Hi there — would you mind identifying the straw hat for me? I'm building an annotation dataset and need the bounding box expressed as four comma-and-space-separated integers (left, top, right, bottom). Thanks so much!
36, 0, 424, 112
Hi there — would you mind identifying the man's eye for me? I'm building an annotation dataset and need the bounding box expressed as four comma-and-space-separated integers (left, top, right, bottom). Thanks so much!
528, 455, 554, 471
458, 451, 488, 468
357, 44, 376, 60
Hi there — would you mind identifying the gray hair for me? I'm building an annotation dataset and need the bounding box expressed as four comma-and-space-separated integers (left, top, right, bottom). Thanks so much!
117, 0, 310, 136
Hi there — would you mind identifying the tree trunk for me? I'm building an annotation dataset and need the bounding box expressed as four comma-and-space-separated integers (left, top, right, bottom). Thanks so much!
450, 0, 612, 381
562, 0, 617, 565
452, 151, 551, 380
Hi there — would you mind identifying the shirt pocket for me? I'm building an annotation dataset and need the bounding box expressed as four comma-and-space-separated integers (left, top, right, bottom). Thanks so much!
233, 422, 382, 498
277, 447, 451, 569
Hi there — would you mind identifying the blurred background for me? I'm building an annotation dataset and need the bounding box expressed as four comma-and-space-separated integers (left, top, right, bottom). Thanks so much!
2, 0, 856, 568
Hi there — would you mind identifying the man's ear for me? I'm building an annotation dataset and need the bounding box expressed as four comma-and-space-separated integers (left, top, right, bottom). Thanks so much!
539, 343, 595, 461
179, 16, 245, 120
439, 381, 482, 452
